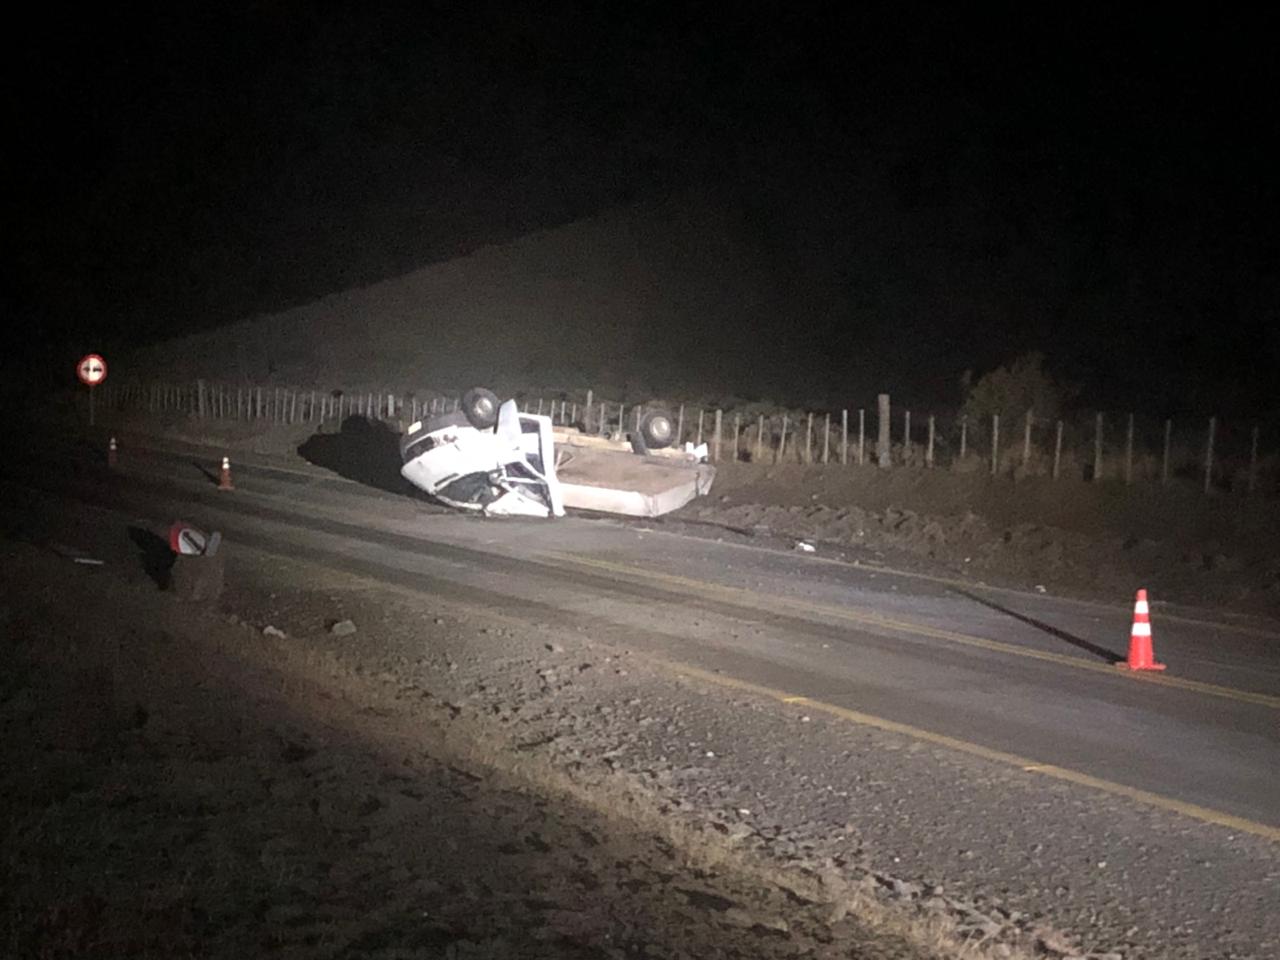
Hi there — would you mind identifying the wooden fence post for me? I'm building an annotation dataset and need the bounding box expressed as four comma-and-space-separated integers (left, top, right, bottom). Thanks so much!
841, 409, 848, 465
733, 413, 741, 462
196, 379, 206, 419
1022, 408, 1033, 470
1160, 419, 1171, 485
1124, 413, 1134, 485
696, 410, 704, 446
713, 409, 723, 462
585, 390, 594, 432
805, 412, 813, 465
1204, 416, 1216, 494
876, 394, 890, 468
1052, 421, 1063, 479
1249, 425, 1259, 495
991, 414, 1000, 476
778, 415, 789, 464
1093, 413, 1104, 482
822, 412, 830, 464
676, 404, 685, 444
858, 408, 866, 466
756, 414, 765, 463
926, 415, 935, 468
903, 410, 911, 465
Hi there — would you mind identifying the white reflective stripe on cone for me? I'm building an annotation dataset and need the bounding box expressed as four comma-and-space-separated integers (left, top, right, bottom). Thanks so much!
1134, 600, 1149, 614
1131, 622, 1152, 637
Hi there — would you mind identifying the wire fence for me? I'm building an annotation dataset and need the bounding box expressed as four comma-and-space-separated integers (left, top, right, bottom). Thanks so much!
74, 379, 1279, 498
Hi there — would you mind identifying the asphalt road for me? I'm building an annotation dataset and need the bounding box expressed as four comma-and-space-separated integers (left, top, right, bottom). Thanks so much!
4, 434, 1277, 838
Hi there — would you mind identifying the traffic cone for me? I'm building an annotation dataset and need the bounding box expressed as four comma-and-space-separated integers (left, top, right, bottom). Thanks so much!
1119, 588, 1165, 671
107, 437, 118, 468
217, 456, 235, 491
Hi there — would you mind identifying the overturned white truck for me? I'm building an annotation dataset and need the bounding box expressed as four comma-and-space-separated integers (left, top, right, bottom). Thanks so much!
399, 389, 715, 519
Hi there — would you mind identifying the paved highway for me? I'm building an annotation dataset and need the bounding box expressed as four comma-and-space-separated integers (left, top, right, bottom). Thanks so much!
6, 434, 1277, 837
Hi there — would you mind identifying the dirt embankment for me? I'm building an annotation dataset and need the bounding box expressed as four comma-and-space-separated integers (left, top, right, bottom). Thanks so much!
681, 463, 1280, 620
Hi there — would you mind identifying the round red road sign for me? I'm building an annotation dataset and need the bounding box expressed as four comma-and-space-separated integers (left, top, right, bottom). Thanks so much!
77, 353, 108, 386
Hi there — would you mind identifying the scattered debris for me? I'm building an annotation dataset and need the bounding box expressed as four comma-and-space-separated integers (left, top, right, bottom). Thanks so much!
263, 625, 286, 638
49, 542, 104, 565
794, 540, 816, 553
330, 619, 358, 637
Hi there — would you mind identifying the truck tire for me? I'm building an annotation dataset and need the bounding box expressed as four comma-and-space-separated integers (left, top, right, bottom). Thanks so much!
639, 408, 676, 449
460, 388, 500, 430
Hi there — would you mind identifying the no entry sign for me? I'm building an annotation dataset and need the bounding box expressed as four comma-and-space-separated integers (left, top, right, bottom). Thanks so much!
77, 354, 108, 387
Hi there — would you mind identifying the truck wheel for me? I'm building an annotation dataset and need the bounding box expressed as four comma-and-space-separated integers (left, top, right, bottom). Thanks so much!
460, 388, 500, 430
639, 408, 676, 449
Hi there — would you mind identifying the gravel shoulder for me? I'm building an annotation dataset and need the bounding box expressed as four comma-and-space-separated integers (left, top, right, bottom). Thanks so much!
1, 539, 984, 960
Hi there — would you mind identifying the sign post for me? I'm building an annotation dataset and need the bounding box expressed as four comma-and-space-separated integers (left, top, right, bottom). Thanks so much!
77, 354, 108, 426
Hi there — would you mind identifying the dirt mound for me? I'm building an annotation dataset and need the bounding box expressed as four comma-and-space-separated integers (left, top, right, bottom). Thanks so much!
681, 463, 1280, 617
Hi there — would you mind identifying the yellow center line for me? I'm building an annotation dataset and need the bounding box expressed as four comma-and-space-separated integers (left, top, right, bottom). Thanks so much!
649, 656, 1280, 843
544, 552, 1280, 709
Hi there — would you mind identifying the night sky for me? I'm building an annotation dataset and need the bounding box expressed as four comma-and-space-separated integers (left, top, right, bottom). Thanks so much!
9, 3, 1279, 414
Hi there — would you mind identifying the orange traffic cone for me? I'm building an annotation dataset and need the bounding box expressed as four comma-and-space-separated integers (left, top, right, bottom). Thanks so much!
107, 437, 118, 468
1119, 589, 1165, 671
217, 456, 235, 491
